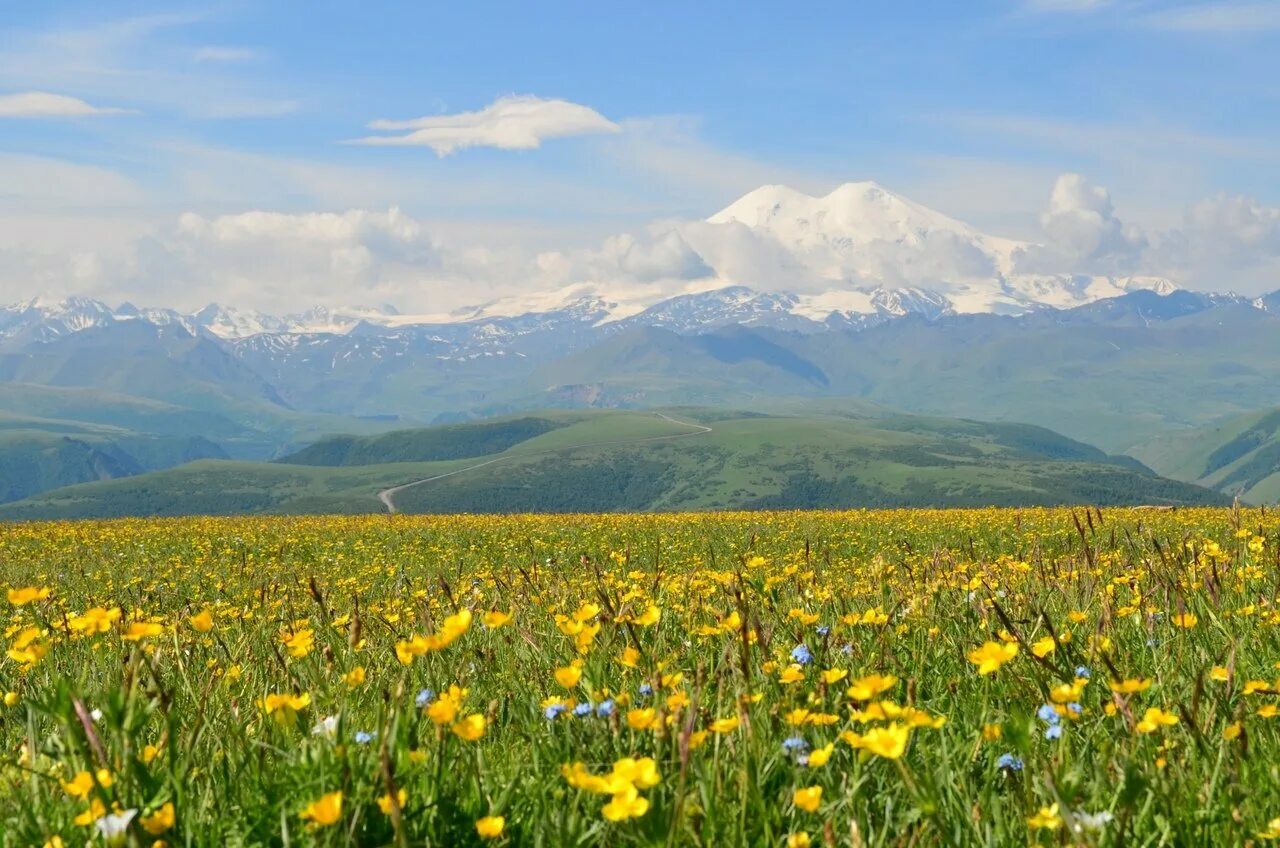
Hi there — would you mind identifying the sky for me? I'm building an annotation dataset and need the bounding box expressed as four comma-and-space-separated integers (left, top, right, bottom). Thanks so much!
1, 0, 1278, 312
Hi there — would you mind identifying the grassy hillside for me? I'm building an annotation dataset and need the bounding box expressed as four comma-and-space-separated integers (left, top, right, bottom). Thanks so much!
1131, 407, 1280, 503
0, 409, 1226, 520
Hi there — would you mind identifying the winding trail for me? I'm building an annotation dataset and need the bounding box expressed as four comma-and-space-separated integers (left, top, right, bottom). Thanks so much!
376, 412, 713, 514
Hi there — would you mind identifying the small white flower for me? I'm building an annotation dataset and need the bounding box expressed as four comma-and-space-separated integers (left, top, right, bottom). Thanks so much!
1070, 810, 1114, 833
90, 708, 103, 722
95, 808, 137, 842
312, 715, 338, 738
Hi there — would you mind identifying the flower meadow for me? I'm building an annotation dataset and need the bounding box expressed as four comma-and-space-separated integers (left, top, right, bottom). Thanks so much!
2, 507, 1280, 846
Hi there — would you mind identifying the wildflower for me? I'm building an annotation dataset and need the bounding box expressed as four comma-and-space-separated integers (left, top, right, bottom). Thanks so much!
807, 742, 835, 767
476, 815, 506, 838
312, 715, 338, 738
617, 646, 641, 668
783, 735, 809, 754
855, 723, 911, 759
94, 808, 138, 843
627, 707, 657, 730
996, 753, 1024, 771
596, 699, 616, 717
63, 771, 95, 799
1109, 678, 1152, 695
354, 730, 376, 744
123, 621, 165, 641
634, 604, 661, 626
1069, 810, 1114, 833
1135, 707, 1179, 734
820, 668, 848, 685
452, 714, 487, 741
846, 673, 898, 700
7, 586, 51, 605
140, 802, 175, 835
778, 665, 806, 684
793, 785, 823, 813
300, 791, 343, 827
602, 785, 650, 821
787, 834, 812, 848
544, 703, 568, 721
1171, 613, 1198, 628
790, 644, 813, 665
1027, 803, 1063, 831
1210, 666, 1230, 682
377, 789, 407, 815
982, 723, 1003, 741
555, 664, 583, 689
415, 688, 436, 708
968, 641, 1018, 675
262, 692, 311, 727
1037, 704, 1062, 725
482, 610, 512, 628
1224, 721, 1243, 740
344, 666, 366, 687
1074, 666, 1091, 679
1031, 636, 1056, 658
709, 716, 739, 733
188, 610, 214, 632
68, 607, 121, 635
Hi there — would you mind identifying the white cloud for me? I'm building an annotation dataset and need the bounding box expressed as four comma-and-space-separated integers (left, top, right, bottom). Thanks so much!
1141, 2, 1280, 32
353, 95, 620, 155
192, 46, 259, 63
1022, 0, 1114, 11
0, 91, 133, 118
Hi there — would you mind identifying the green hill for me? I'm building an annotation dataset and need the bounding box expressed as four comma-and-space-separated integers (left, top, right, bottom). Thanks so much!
0, 409, 1227, 520
1131, 407, 1280, 503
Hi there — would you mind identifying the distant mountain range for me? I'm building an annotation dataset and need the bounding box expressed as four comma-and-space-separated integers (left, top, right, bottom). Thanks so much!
2, 181, 1279, 511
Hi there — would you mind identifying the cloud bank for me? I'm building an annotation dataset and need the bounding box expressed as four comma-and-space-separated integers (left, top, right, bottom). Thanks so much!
0, 91, 133, 118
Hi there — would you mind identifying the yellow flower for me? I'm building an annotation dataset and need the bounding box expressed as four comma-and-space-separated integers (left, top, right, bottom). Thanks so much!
140, 802, 175, 835
1135, 707, 1179, 734
846, 673, 898, 700
820, 668, 848, 685
482, 610, 512, 629
1109, 678, 1152, 695
1209, 666, 1230, 682
123, 620, 165, 641
1171, 612, 1198, 628
778, 664, 806, 684
452, 713, 487, 741
982, 723, 1003, 741
857, 723, 911, 759
1031, 636, 1056, 658
3, 691, 19, 707
300, 791, 343, 827
1027, 803, 1062, 831
627, 708, 657, 730
141, 744, 161, 764
188, 610, 214, 632
1224, 721, 1243, 740
62, 771, 94, 799
709, 716, 740, 733
1259, 817, 1280, 840
601, 785, 650, 822
344, 666, 366, 688
555, 664, 583, 689
807, 743, 835, 767
281, 628, 315, 658
476, 815, 506, 838
793, 785, 823, 813
74, 798, 106, 826
634, 604, 661, 626
7, 586, 51, 605
68, 606, 121, 635
967, 641, 1018, 675
787, 833, 812, 848
262, 692, 311, 726
377, 788, 407, 815
617, 646, 641, 668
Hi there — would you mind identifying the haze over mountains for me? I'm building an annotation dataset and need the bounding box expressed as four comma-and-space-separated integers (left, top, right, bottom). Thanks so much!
3, 181, 1279, 513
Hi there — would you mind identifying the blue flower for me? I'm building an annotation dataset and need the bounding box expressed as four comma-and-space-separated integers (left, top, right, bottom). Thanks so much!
1074, 666, 1091, 679
544, 703, 567, 720
1037, 704, 1061, 725
796, 754, 810, 766
815, 626, 830, 637
573, 702, 593, 717
354, 730, 376, 744
996, 753, 1024, 771
1067, 702, 1083, 716
1044, 724, 1063, 740
790, 644, 813, 665
782, 735, 809, 753
415, 688, 435, 708
637, 683, 653, 698
596, 699, 616, 717
840, 643, 854, 655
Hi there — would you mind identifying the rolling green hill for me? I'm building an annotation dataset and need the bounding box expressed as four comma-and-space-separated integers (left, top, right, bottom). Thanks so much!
0, 409, 1227, 520
1131, 407, 1280, 503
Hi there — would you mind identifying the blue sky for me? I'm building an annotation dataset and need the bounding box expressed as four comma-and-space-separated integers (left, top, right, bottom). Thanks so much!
1, 1, 1278, 309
